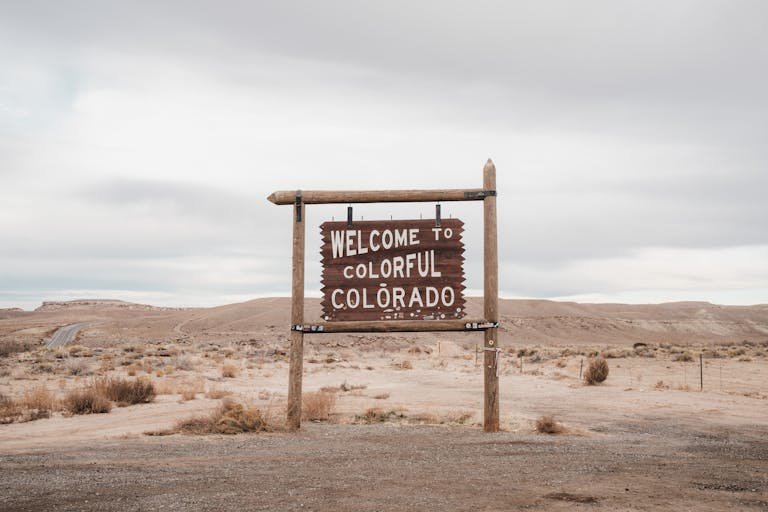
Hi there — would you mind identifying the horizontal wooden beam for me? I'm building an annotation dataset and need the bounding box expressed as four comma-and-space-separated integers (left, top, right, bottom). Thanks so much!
267, 189, 495, 205
292, 319, 498, 334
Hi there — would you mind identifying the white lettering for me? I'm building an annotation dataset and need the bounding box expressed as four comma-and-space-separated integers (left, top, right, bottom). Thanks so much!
380, 259, 392, 278
376, 287, 391, 308
382, 230, 393, 249
347, 288, 360, 308
408, 287, 424, 308
393, 256, 405, 278
346, 230, 357, 256
441, 287, 455, 306
395, 229, 408, 247
331, 289, 344, 309
409, 228, 419, 245
425, 286, 439, 307
405, 253, 416, 278
392, 287, 406, 309
331, 231, 345, 258
343, 266, 353, 279
370, 230, 381, 252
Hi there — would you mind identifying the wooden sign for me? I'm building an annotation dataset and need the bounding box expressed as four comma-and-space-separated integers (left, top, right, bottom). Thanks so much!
320, 219, 466, 321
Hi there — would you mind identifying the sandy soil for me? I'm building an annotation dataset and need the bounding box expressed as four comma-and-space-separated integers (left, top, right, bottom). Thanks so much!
1, 299, 767, 510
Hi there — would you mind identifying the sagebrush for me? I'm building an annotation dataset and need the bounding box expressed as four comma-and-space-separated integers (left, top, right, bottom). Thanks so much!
584, 357, 609, 385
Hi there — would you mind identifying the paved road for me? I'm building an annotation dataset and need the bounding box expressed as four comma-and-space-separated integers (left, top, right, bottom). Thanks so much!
46, 323, 89, 348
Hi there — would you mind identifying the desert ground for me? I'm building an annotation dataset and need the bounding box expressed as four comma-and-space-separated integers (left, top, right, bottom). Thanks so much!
1, 298, 767, 511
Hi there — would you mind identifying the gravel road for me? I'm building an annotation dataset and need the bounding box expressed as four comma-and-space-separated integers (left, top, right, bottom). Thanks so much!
1, 419, 766, 511
46, 323, 89, 348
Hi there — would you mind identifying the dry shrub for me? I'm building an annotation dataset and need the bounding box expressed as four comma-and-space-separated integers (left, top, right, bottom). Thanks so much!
673, 352, 694, 362
339, 381, 366, 392
64, 388, 112, 415
20, 384, 57, 414
176, 400, 272, 434
257, 389, 271, 400
221, 364, 239, 378
171, 355, 196, 371
301, 391, 336, 421
99, 355, 115, 372
0, 341, 29, 358
179, 388, 197, 401
95, 377, 155, 406
126, 363, 140, 376
410, 410, 473, 425
66, 358, 92, 376
584, 357, 609, 385
373, 392, 390, 400
655, 380, 669, 390
0, 393, 22, 423
535, 415, 564, 434
395, 360, 413, 370
154, 379, 177, 395
555, 359, 567, 368
205, 386, 233, 399
355, 407, 407, 424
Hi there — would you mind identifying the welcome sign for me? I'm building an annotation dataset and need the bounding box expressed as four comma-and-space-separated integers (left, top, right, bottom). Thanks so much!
320, 219, 466, 321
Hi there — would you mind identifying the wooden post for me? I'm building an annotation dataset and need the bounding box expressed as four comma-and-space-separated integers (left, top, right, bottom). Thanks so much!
483, 159, 500, 432
287, 192, 305, 430
699, 353, 703, 391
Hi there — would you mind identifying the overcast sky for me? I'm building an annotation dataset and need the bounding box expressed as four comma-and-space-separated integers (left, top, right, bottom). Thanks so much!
2, 1, 767, 309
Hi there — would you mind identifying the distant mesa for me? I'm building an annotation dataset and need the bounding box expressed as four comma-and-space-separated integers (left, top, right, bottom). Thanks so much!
34, 299, 184, 313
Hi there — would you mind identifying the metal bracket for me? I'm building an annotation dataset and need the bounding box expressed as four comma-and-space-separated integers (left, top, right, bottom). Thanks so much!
464, 189, 497, 200
295, 190, 302, 222
463, 321, 500, 331
435, 203, 441, 227
291, 324, 324, 333
347, 206, 353, 228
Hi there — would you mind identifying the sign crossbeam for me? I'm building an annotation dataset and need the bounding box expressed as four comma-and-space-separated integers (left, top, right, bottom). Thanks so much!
268, 188, 496, 205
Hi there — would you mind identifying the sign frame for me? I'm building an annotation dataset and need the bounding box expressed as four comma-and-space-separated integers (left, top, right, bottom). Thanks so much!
267, 159, 500, 432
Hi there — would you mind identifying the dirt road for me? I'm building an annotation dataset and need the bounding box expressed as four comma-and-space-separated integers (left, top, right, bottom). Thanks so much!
1, 418, 766, 512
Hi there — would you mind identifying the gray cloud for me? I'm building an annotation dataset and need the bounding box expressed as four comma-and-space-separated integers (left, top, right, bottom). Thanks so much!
1, 1, 767, 307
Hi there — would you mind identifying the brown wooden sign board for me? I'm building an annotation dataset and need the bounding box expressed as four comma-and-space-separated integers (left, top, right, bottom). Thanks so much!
320, 219, 466, 322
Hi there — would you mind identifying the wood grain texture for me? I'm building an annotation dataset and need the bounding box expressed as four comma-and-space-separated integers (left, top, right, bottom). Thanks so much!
267, 189, 490, 205
483, 159, 500, 433
319, 219, 466, 322
299, 319, 492, 333
287, 199, 305, 431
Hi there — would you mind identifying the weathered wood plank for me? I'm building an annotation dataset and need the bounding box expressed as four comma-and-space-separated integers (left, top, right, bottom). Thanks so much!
298, 319, 494, 333
483, 158, 500, 433
267, 189, 492, 205
286, 199, 305, 431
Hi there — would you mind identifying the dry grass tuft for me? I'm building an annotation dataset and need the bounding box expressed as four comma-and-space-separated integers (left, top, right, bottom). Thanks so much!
584, 357, 609, 385
339, 381, 367, 392
373, 392, 390, 400
355, 407, 407, 424
394, 360, 413, 370
205, 386, 233, 399
66, 358, 92, 376
20, 384, 57, 414
0, 393, 22, 423
301, 391, 336, 421
535, 415, 564, 434
64, 388, 112, 415
95, 377, 156, 406
179, 388, 197, 401
221, 364, 239, 378
176, 399, 273, 434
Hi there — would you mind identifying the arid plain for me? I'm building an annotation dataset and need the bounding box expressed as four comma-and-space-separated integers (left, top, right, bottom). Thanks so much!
1, 298, 767, 511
